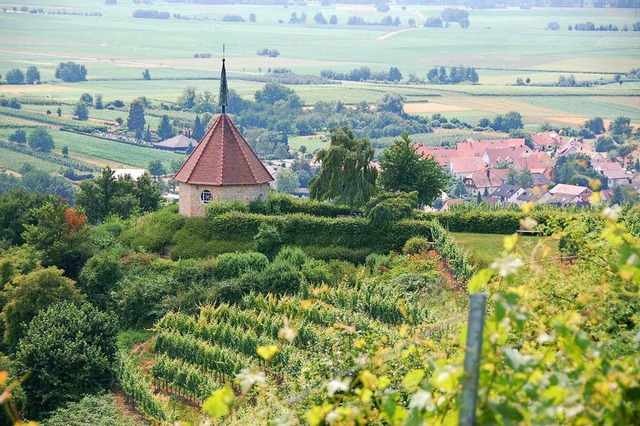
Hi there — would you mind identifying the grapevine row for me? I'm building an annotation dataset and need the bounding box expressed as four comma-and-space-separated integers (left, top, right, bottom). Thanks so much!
429, 220, 475, 283
116, 353, 167, 422
154, 331, 251, 380
151, 355, 218, 401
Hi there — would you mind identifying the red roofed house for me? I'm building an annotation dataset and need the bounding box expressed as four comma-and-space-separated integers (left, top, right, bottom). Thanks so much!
482, 145, 531, 167
456, 138, 525, 158
449, 157, 485, 179
173, 59, 274, 217
531, 131, 563, 151
463, 168, 508, 195
415, 146, 458, 167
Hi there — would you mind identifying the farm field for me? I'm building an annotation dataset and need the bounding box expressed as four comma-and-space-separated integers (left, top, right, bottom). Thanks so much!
0, 1, 638, 173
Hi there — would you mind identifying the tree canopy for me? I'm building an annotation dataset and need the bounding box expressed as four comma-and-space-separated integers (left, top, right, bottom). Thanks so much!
309, 127, 378, 211
379, 134, 448, 205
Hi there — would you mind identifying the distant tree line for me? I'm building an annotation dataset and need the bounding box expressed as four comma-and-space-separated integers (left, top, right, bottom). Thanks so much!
347, 15, 401, 26
257, 48, 280, 57
222, 14, 245, 22
55, 62, 87, 82
321, 66, 402, 82
132, 10, 170, 19
3, 67, 40, 85
476, 111, 524, 133
426, 66, 478, 84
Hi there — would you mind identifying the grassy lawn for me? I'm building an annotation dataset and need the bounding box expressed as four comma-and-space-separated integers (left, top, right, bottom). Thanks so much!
451, 232, 559, 269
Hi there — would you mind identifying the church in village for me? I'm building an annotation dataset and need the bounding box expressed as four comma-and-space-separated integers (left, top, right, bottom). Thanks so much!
173, 59, 274, 217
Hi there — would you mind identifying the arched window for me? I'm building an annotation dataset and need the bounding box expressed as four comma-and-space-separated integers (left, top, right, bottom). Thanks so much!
200, 189, 212, 204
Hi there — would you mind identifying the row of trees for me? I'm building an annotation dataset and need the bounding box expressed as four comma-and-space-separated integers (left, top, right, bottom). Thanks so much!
426, 66, 479, 84
3, 67, 40, 85
310, 128, 448, 211
320, 66, 402, 82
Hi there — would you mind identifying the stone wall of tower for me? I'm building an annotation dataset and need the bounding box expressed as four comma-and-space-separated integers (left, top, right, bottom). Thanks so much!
178, 183, 270, 218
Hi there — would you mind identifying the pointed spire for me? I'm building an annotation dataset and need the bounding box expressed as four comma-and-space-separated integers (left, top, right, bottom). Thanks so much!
219, 46, 228, 114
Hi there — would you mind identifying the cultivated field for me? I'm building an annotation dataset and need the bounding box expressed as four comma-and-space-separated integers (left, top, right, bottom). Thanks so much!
0, 1, 638, 172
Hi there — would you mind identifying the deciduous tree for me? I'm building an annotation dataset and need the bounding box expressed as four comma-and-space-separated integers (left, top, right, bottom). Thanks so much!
310, 127, 377, 211
379, 133, 448, 205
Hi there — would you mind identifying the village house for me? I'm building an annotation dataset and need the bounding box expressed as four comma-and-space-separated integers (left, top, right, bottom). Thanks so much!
173, 59, 274, 218
463, 168, 508, 195
492, 184, 525, 204
539, 183, 592, 205
531, 131, 563, 151
482, 145, 532, 167
415, 146, 458, 167
449, 157, 486, 179
456, 138, 525, 158
512, 187, 545, 205
622, 147, 640, 171
153, 134, 199, 152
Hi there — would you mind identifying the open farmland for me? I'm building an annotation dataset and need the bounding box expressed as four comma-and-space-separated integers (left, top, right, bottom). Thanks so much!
0, 1, 639, 172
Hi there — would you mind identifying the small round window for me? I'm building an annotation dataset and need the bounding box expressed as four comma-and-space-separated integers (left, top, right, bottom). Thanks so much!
200, 190, 212, 204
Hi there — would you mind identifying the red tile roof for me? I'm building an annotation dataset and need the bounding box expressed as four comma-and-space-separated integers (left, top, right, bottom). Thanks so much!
531, 131, 562, 148
416, 146, 458, 166
457, 138, 525, 158
174, 114, 274, 185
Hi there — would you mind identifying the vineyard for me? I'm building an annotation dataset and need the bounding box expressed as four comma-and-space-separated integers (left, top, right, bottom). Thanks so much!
119, 248, 468, 422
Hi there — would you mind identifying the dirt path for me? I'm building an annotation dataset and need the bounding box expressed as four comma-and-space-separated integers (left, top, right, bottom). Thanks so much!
412, 9, 426, 21
376, 27, 414, 41
427, 250, 463, 293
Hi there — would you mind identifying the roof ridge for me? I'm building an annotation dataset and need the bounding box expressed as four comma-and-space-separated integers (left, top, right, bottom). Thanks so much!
227, 116, 260, 183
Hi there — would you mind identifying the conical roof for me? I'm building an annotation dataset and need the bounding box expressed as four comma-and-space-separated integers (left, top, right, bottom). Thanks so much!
173, 114, 274, 186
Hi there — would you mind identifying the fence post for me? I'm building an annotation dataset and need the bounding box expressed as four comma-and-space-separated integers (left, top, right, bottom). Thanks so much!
459, 292, 487, 426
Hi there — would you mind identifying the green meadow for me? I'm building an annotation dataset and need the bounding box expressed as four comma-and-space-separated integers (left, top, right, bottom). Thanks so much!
0, 1, 638, 172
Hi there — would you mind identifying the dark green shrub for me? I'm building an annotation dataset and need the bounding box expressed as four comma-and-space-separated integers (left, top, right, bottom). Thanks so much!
393, 272, 443, 294
78, 250, 123, 309
213, 251, 269, 280
119, 208, 185, 252
16, 302, 118, 418
255, 261, 301, 295
254, 223, 282, 260
172, 258, 216, 286
302, 245, 372, 264
41, 393, 136, 426
301, 259, 332, 285
402, 236, 432, 254
274, 246, 309, 269
113, 274, 180, 328
205, 200, 248, 218
365, 253, 392, 273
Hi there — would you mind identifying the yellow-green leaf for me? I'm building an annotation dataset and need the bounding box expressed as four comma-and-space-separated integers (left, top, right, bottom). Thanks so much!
257, 345, 280, 361
304, 403, 334, 426
402, 369, 425, 390
468, 268, 494, 293
202, 384, 234, 419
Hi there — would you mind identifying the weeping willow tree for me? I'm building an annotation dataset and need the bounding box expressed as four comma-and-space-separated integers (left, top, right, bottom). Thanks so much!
309, 127, 378, 212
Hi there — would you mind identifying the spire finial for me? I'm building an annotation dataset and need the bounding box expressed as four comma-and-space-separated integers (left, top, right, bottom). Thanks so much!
219, 45, 228, 114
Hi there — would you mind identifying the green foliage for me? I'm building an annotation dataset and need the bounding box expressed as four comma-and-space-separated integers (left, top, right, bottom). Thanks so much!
506, 168, 534, 188
402, 236, 432, 255
275, 168, 300, 194
205, 200, 248, 218
127, 99, 145, 133
73, 102, 89, 121
113, 273, 179, 329
310, 127, 378, 211
78, 249, 123, 309
254, 223, 282, 260
22, 202, 92, 279
116, 353, 166, 422
41, 393, 138, 426
0, 188, 60, 246
365, 191, 418, 228
248, 192, 352, 217
213, 251, 269, 280
157, 115, 176, 140
379, 134, 448, 205
252, 260, 302, 295
16, 301, 117, 417
76, 167, 162, 224
430, 220, 475, 282
27, 127, 54, 152
274, 246, 309, 269
55, 62, 87, 82
2, 267, 85, 349
365, 253, 392, 273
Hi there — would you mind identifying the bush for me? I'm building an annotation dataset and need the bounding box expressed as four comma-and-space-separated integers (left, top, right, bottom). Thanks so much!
365, 253, 392, 273
393, 272, 443, 294
205, 200, 249, 218
113, 274, 180, 329
40, 393, 135, 426
119, 207, 185, 252
254, 260, 301, 295
402, 236, 432, 254
254, 223, 282, 260
302, 245, 372, 264
301, 259, 332, 285
16, 302, 118, 417
273, 246, 309, 269
213, 251, 269, 280
78, 250, 123, 309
